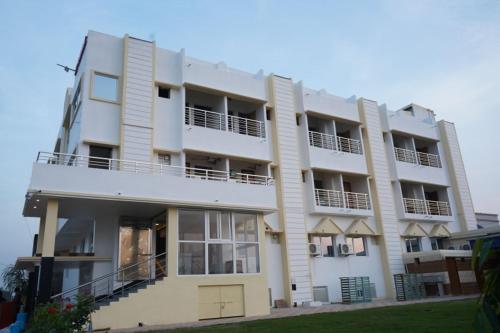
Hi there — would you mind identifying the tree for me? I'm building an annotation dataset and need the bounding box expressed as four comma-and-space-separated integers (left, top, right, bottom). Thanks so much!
1, 264, 27, 297
472, 239, 500, 332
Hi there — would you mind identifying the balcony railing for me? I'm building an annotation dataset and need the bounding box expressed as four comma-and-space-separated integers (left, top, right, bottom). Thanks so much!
394, 147, 441, 168
314, 188, 371, 210
403, 197, 451, 216
185, 107, 226, 131
315, 189, 343, 208
184, 107, 265, 138
308, 131, 362, 154
36, 152, 275, 186
344, 191, 371, 210
228, 115, 265, 138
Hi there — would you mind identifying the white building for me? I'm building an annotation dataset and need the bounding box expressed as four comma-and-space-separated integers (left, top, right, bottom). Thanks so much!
17, 31, 478, 330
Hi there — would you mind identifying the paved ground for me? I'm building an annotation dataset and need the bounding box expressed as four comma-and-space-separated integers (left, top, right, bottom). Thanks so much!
105, 294, 478, 333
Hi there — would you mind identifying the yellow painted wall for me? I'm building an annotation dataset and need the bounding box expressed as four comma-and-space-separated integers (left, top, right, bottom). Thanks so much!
91, 208, 270, 330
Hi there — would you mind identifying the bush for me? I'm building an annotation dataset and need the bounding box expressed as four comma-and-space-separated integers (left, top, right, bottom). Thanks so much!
27, 294, 94, 333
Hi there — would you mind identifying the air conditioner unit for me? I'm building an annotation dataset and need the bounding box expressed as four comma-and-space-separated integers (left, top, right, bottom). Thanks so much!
338, 243, 354, 256
309, 243, 321, 256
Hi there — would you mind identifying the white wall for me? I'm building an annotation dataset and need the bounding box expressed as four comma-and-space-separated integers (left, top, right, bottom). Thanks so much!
265, 234, 285, 305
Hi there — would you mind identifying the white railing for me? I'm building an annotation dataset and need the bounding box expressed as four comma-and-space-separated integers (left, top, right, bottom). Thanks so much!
308, 131, 362, 154
314, 189, 371, 210
36, 152, 274, 186
394, 147, 441, 168
184, 107, 266, 138
336, 136, 362, 154
425, 200, 451, 216
403, 197, 451, 216
315, 189, 343, 208
228, 115, 265, 138
184, 107, 225, 131
394, 147, 417, 164
417, 151, 442, 168
344, 191, 371, 210
308, 131, 336, 150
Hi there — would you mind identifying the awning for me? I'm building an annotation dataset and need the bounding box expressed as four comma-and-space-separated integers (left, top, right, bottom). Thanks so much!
429, 224, 451, 237
345, 219, 376, 236
311, 217, 343, 235
402, 223, 428, 237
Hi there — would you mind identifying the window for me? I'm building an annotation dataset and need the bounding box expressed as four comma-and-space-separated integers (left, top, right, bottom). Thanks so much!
92, 72, 119, 102
311, 236, 335, 257
178, 210, 259, 275
88, 145, 112, 169
266, 108, 272, 121
71, 79, 82, 119
431, 237, 444, 250
158, 86, 170, 99
157, 154, 171, 165
405, 237, 421, 253
301, 171, 306, 183
346, 236, 367, 256
296, 114, 301, 126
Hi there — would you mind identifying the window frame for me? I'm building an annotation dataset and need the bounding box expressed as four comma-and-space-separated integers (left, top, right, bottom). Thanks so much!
90, 71, 120, 104
177, 209, 260, 276
345, 236, 368, 256
405, 237, 421, 253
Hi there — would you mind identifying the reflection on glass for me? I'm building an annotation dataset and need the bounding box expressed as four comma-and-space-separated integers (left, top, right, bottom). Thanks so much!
119, 226, 151, 280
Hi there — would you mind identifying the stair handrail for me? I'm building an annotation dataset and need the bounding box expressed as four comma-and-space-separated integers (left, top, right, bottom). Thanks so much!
50, 251, 167, 301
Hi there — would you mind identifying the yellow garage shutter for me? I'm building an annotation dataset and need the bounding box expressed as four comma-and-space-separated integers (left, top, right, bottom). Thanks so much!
198, 285, 245, 320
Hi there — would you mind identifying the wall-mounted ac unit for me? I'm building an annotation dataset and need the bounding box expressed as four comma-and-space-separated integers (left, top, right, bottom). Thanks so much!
309, 243, 321, 256
338, 243, 354, 256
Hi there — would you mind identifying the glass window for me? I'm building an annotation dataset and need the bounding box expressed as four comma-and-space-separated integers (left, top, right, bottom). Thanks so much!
311, 236, 335, 257
178, 210, 259, 275
431, 237, 444, 250
158, 154, 171, 165
178, 210, 205, 241
178, 243, 205, 275
235, 213, 258, 242
405, 237, 421, 253
208, 244, 233, 274
92, 73, 119, 102
236, 243, 259, 273
346, 236, 367, 256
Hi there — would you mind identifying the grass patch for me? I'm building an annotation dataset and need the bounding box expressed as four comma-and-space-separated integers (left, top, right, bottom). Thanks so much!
150, 299, 476, 333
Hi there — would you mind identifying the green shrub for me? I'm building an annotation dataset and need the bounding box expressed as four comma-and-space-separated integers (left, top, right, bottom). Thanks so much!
27, 294, 94, 333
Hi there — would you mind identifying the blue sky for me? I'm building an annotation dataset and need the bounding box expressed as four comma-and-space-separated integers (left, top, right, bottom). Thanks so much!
0, 0, 499, 270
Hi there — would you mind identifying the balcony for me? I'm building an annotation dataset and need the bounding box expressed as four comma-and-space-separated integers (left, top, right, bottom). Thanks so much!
310, 171, 372, 216
403, 198, 451, 216
28, 152, 277, 212
185, 107, 265, 138
183, 91, 271, 161
315, 189, 370, 210
307, 131, 366, 174
308, 131, 361, 154
394, 147, 441, 168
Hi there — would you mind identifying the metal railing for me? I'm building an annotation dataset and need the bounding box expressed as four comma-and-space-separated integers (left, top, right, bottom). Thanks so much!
336, 136, 362, 154
344, 191, 371, 210
184, 107, 266, 138
425, 200, 451, 216
308, 131, 336, 150
315, 189, 371, 210
51, 252, 167, 307
394, 147, 441, 168
403, 198, 451, 216
184, 107, 225, 131
417, 151, 442, 168
394, 147, 418, 164
315, 189, 343, 207
36, 151, 275, 186
308, 131, 362, 154
228, 115, 265, 138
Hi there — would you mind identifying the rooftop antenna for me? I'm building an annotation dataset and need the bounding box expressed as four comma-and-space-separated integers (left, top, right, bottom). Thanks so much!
56, 63, 76, 73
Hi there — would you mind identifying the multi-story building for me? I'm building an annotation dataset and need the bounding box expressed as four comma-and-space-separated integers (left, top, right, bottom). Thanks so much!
16, 31, 478, 330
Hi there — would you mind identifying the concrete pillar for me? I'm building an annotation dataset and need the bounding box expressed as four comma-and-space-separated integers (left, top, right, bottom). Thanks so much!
36, 216, 46, 255
38, 199, 58, 303
167, 207, 178, 278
